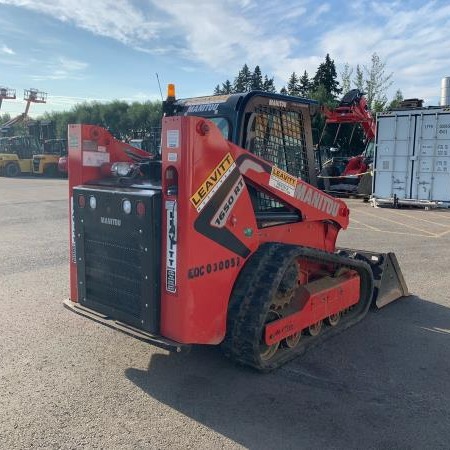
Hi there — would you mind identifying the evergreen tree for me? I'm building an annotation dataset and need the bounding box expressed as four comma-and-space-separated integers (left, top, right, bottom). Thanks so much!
287, 72, 300, 96
299, 71, 312, 97
279, 86, 288, 95
251, 65, 263, 90
310, 84, 337, 107
263, 75, 276, 93
221, 80, 233, 94
233, 64, 252, 92
312, 54, 342, 99
213, 65, 275, 94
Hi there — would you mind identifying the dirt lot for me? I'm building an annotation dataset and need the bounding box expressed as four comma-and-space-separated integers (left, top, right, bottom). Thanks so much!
1, 177, 449, 449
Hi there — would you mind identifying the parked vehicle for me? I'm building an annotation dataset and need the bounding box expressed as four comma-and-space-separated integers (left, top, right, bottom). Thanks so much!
32, 139, 67, 176
0, 135, 41, 176
64, 86, 408, 371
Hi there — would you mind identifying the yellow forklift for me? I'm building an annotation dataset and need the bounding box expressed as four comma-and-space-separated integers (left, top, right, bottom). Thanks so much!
0, 135, 41, 176
32, 138, 67, 176
0, 88, 47, 176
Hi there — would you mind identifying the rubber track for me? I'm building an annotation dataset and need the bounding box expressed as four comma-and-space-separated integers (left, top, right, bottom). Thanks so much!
221, 243, 374, 372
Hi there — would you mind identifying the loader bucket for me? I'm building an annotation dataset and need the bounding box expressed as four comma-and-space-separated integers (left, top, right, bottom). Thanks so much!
338, 249, 409, 308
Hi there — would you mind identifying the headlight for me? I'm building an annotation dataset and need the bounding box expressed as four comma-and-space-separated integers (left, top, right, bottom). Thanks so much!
122, 199, 132, 214
111, 162, 134, 177
89, 196, 97, 209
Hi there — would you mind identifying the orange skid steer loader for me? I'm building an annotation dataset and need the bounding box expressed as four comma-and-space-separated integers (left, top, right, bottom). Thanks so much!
64, 87, 408, 371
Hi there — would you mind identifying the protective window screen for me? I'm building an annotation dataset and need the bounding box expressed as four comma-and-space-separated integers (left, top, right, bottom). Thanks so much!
246, 106, 310, 183
250, 187, 286, 212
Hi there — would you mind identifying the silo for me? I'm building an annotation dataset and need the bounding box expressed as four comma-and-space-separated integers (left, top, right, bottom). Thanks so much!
440, 77, 450, 106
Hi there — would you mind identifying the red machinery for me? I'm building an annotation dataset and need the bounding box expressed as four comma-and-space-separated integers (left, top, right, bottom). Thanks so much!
318, 90, 376, 194
64, 88, 408, 371
322, 89, 375, 143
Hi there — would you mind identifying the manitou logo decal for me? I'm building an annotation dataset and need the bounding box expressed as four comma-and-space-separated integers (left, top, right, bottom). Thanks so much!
269, 99, 287, 108
186, 103, 220, 113
166, 201, 177, 293
190, 153, 236, 212
294, 183, 340, 217
100, 217, 122, 226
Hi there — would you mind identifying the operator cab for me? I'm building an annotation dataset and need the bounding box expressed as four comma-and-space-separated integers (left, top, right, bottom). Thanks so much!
165, 89, 319, 185
43, 139, 67, 156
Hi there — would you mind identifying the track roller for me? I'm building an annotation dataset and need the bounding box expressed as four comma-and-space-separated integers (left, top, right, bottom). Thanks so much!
308, 321, 323, 336
325, 312, 341, 327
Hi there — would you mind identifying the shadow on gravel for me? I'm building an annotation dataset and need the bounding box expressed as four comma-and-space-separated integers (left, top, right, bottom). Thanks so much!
125, 295, 450, 449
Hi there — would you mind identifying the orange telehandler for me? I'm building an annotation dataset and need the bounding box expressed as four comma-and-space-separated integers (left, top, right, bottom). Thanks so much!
64, 86, 408, 371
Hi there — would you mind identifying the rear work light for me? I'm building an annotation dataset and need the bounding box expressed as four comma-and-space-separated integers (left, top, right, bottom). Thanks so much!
89, 196, 97, 209
78, 194, 86, 208
122, 199, 132, 215
111, 162, 134, 177
136, 201, 146, 217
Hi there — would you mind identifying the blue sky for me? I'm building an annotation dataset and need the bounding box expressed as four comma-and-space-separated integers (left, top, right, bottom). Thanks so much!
0, 0, 449, 117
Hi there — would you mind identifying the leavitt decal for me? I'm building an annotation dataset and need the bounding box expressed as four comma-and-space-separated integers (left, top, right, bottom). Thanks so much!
190, 153, 236, 212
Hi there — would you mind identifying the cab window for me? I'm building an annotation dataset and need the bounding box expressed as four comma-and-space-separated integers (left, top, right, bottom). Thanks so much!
209, 117, 230, 140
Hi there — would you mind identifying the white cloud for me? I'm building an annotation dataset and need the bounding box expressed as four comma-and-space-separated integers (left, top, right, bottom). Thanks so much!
1, 44, 15, 55
0, 0, 163, 46
317, 1, 450, 104
30, 57, 89, 81
1, 0, 449, 105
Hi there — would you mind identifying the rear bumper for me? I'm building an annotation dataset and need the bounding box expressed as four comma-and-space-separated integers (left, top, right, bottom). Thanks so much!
63, 299, 190, 353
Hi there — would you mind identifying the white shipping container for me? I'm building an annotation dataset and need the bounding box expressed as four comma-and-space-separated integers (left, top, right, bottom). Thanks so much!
373, 108, 450, 206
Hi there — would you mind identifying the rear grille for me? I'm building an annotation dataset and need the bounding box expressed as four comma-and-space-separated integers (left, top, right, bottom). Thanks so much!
84, 231, 142, 319
74, 186, 161, 333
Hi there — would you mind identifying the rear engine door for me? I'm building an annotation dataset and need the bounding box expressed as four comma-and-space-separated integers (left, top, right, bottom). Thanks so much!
73, 186, 161, 333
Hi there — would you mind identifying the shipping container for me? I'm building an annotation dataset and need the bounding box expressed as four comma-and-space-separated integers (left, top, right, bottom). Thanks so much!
372, 107, 450, 207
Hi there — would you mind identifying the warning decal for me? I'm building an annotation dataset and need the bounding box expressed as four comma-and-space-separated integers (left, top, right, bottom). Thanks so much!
269, 166, 297, 197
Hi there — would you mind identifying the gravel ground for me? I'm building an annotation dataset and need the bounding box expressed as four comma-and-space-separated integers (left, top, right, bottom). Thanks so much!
1, 177, 450, 449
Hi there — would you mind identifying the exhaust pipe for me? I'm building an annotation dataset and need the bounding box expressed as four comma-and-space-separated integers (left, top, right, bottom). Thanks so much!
337, 249, 409, 308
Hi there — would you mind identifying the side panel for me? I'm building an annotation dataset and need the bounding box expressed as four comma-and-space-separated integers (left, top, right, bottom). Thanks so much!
158, 116, 348, 344
18, 159, 33, 173
413, 112, 450, 201
159, 117, 260, 344
374, 109, 450, 202
374, 113, 415, 199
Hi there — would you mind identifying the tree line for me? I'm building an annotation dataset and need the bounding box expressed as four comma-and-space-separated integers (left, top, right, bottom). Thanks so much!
0, 101, 162, 140
0, 52, 402, 141
214, 53, 402, 112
